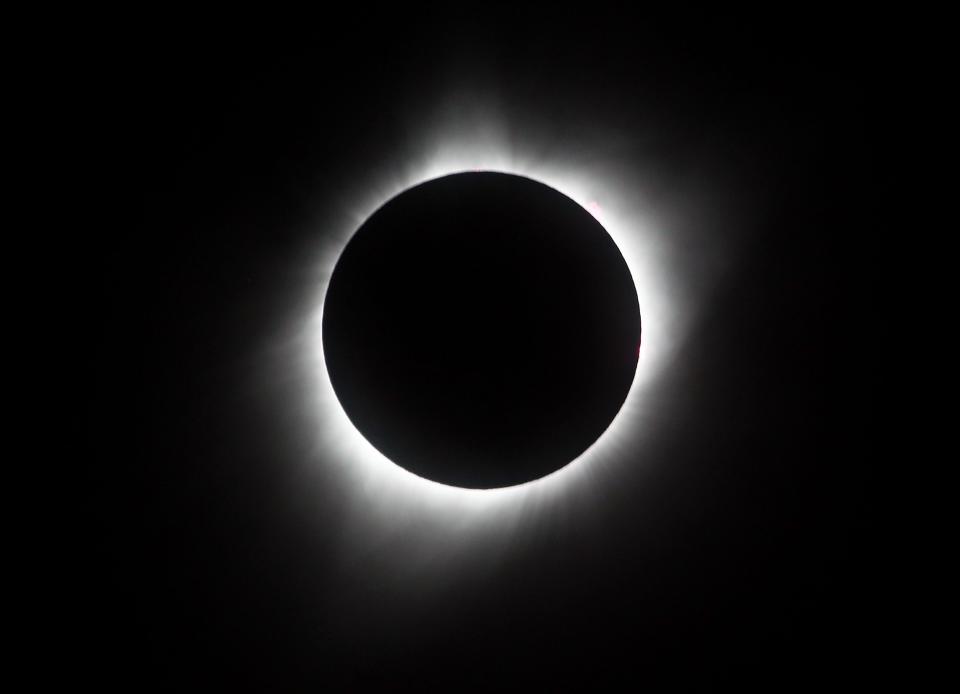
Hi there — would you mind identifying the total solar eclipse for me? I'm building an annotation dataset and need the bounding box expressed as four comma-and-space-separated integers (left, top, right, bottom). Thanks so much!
322, 172, 641, 489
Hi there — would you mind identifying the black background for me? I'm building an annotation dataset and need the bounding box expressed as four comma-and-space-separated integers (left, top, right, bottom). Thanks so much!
81, 9, 879, 690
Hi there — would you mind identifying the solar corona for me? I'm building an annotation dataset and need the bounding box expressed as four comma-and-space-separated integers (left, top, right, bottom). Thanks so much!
303, 134, 677, 517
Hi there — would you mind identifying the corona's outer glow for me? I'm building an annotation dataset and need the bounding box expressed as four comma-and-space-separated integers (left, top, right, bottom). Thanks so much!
293, 122, 689, 540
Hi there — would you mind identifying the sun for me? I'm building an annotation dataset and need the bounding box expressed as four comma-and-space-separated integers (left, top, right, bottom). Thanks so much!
299, 127, 677, 526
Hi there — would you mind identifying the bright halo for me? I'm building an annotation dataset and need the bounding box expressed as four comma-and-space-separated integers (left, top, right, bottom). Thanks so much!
300, 120, 682, 531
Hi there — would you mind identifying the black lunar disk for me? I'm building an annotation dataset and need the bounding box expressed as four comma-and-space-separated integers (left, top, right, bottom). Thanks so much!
322, 172, 641, 488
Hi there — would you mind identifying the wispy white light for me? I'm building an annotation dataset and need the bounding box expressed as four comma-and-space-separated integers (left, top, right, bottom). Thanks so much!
300, 124, 680, 530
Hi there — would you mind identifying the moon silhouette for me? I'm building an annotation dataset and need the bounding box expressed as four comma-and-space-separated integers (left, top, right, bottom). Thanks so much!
322, 172, 641, 488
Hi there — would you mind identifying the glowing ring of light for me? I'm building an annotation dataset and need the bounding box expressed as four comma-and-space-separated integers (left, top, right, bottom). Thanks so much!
304, 139, 675, 523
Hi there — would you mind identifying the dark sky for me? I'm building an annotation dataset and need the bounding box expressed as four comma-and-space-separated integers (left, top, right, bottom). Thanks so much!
82, 10, 879, 690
